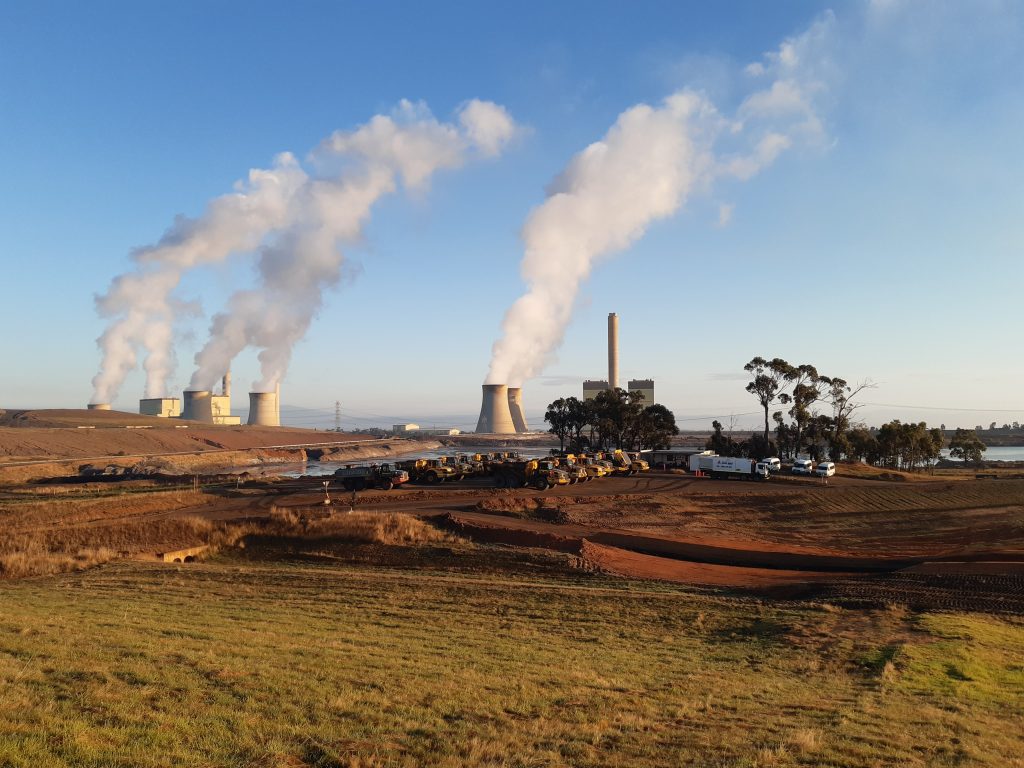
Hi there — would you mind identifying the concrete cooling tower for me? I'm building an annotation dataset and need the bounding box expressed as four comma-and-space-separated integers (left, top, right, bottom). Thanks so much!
507, 387, 529, 433
181, 390, 213, 422
247, 392, 280, 427
475, 384, 516, 434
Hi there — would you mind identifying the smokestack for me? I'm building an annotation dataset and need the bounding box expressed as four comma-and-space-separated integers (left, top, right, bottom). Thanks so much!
608, 312, 619, 390
507, 387, 529, 433
475, 384, 516, 434
247, 392, 280, 427
222, 371, 231, 398
181, 390, 213, 422
87, 403, 112, 411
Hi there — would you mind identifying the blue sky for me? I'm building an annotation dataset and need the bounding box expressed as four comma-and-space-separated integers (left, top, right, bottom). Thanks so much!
1, 1, 1022, 431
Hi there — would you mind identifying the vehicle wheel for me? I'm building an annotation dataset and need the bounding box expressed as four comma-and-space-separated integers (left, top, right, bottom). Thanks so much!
533, 479, 548, 491
425, 473, 438, 484
382, 480, 394, 491
569, 477, 578, 485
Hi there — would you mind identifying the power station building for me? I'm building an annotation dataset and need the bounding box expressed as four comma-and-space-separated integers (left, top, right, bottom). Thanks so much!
139, 397, 182, 418
581, 313, 656, 404
628, 379, 655, 405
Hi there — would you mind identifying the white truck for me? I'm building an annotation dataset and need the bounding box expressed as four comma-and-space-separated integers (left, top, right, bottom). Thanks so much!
691, 453, 770, 480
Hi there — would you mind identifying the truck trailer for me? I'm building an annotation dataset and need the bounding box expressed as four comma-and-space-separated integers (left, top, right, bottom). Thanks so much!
691, 454, 770, 480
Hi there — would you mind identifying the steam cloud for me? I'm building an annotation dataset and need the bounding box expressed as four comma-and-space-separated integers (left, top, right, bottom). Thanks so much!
485, 16, 832, 386
92, 100, 519, 403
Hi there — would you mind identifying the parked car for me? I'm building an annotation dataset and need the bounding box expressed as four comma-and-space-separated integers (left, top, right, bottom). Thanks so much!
815, 461, 836, 478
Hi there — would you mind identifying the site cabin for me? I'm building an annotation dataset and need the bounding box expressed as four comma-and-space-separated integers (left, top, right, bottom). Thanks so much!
791, 458, 815, 475
815, 461, 836, 477
333, 463, 409, 491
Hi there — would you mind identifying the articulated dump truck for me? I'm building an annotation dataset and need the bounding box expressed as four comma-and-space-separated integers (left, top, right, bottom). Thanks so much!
489, 458, 570, 490
333, 463, 410, 491
395, 458, 458, 484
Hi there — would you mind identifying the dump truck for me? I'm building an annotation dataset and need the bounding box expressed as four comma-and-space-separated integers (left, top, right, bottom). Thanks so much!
333, 463, 410, 491
691, 455, 770, 481
552, 456, 589, 484
605, 449, 650, 476
396, 458, 457, 484
438, 455, 476, 481
577, 455, 611, 479
490, 458, 570, 490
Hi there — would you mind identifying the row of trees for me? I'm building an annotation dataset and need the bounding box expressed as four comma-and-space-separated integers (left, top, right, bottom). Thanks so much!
738, 357, 990, 466
742, 357, 875, 461
545, 389, 679, 453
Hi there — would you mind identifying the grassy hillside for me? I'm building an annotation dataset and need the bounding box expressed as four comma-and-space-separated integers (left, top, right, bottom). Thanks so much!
1, 554, 1022, 767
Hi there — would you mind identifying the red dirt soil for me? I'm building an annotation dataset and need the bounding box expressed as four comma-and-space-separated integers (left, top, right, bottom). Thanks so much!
579, 541, 851, 587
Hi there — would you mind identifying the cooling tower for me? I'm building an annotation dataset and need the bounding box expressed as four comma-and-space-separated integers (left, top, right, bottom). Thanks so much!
181, 390, 214, 422
475, 384, 516, 434
608, 312, 619, 391
507, 387, 529, 433
87, 403, 111, 410
247, 392, 280, 427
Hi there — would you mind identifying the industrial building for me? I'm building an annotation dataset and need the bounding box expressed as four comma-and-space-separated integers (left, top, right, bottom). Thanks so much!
139, 398, 181, 418
392, 423, 421, 434
628, 379, 655, 405
582, 380, 609, 400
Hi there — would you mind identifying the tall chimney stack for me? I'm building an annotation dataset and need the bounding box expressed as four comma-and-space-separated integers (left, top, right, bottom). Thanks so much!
222, 371, 231, 398
608, 312, 619, 391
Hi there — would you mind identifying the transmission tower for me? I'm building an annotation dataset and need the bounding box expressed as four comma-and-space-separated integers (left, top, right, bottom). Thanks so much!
334, 400, 341, 433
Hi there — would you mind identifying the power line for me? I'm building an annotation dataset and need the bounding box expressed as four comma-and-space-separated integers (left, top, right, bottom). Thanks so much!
862, 401, 1023, 414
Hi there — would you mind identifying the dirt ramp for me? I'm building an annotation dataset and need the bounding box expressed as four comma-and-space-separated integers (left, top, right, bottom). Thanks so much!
580, 541, 848, 587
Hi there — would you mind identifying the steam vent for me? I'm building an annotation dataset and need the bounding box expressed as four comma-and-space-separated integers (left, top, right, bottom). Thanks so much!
475, 384, 516, 434
247, 392, 280, 427
507, 387, 529, 433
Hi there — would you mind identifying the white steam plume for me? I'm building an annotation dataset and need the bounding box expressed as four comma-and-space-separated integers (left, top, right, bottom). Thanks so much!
91, 154, 308, 403
486, 17, 832, 386
189, 99, 520, 393
91, 100, 518, 403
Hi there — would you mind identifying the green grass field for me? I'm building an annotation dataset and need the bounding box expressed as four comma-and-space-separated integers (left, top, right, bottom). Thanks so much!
1, 544, 1022, 767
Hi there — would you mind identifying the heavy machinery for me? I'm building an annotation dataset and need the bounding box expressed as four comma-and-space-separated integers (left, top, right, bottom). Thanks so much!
553, 456, 589, 484
396, 458, 457, 484
333, 463, 410, 491
438, 455, 476, 481
577, 455, 611, 479
608, 449, 649, 476
490, 458, 570, 490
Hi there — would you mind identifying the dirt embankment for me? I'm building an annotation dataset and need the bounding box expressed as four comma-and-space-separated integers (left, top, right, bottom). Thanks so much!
0, 412, 439, 481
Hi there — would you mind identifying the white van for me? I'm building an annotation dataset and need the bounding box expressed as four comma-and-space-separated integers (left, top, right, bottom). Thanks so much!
815, 461, 836, 477
762, 457, 782, 473
792, 458, 815, 475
